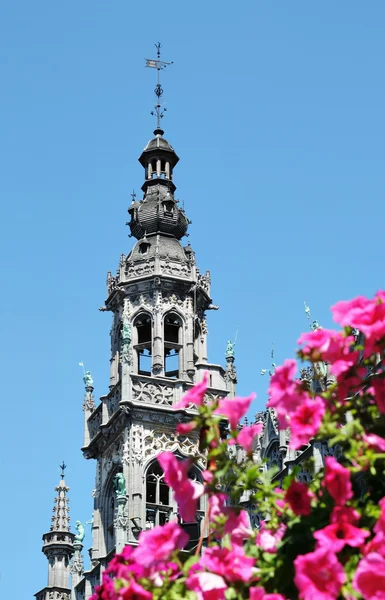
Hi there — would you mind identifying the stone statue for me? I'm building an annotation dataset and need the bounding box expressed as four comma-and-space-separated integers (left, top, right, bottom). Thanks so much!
225, 340, 235, 359
74, 520, 85, 543
113, 472, 126, 498
122, 319, 131, 343
83, 371, 94, 388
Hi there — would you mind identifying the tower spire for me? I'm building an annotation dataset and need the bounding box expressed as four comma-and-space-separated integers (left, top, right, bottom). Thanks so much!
50, 463, 71, 531
35, 469, 75, 600
146, 42, 173, 133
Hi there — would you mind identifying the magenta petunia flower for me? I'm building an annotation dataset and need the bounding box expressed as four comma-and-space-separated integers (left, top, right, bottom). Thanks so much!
285, 481, 314, 516
289, 397, 325, 450
186, 571, 227, 600
324, 457, 353, 505
294, 548, 346, 600
228, 423, 263, 454
314, 521, 369, 553
173, 371, 209, 409
199, 545, 255, 583
215, 394, 256, 430
353, 553, 385, 600
132, 521, 189, 567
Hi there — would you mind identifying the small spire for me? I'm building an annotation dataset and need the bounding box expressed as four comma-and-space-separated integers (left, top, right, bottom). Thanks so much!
145, 42, 173, 131
50, 466, 71, 532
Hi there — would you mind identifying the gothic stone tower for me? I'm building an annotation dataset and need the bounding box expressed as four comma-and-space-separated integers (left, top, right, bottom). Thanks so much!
35, 466, 75, 600
73, 125, 233, 597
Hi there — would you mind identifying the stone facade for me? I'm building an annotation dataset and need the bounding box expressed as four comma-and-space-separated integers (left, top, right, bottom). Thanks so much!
35, 125, 235, 600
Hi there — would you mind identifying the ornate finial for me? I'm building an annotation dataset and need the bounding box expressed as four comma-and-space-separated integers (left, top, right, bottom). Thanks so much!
130, 190, 136, 203
261, 344, 276, 377
50, 467, 71, 532
145, 42, 173, 131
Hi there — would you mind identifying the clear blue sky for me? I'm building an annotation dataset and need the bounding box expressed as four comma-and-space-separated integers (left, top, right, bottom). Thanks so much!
0, 1, 384, 597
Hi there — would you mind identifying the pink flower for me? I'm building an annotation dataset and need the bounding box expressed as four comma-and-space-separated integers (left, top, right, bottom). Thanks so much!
289, 397, 325, 449
250, 588, 286, 600
285, 481, 314, 516
208, 495, 252, 545
256, 524, 286, 553
298, 329, 357, 376
224, 509, 253, 546
132, 522, 189, 566
332, 291, 385, 349
186, 572, 227, 600
157, 452, 203, 522
176, 421, 197, 435
267, 360, 310, 428
364, 433, 385, 452
314, 521, 369, 553
209, 493, 228, 522
228, 423, 263, 454
215, 394, 256, 430
294, 548, 346, 600
353, 553, 385, 600
199, 545, 255, 583
364, 532, 385, 557
324, 456, 353, 504
174, 372, 209, 409
120, 581, 153, 600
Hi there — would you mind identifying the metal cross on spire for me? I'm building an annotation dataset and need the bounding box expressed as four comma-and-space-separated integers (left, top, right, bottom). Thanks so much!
145, 42, 173, 130
59, 461, 67, 478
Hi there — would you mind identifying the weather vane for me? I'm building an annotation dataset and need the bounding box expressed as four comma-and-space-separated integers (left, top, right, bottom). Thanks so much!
59, 461, 67, 478
261, 344, 276, 377
145, 42, 173, 130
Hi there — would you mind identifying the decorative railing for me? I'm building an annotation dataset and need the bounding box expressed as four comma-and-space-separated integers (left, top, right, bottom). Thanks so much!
131, 374, 177, 406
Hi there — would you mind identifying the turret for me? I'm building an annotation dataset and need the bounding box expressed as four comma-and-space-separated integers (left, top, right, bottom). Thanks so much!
35, 464, 75, 600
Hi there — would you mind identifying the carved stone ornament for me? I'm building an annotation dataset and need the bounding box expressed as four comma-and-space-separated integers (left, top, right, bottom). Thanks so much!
143, 430, 200, 461
132, 380, 174, 406
70, 553, 84, 576
83, 390, 96, 412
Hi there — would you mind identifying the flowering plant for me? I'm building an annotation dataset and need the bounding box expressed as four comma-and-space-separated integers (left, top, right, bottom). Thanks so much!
92, 292, 385, 600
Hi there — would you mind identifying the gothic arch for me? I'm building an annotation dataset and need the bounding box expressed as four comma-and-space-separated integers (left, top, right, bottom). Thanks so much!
100, 466, 122, 555
162, 311, 184, 378
133, 311, 153, 375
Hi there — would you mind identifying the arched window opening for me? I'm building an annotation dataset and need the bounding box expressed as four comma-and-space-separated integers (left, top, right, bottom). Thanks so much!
102, 470, 122, 555
135, 315, 152, 376
145, 460, 204, 544
265, 442, 282, 472
138, 241, 151, 255
151, 161, 157, 179
145, 462, 172, 529
164, 314, 182, 378
163, 200, 174, 216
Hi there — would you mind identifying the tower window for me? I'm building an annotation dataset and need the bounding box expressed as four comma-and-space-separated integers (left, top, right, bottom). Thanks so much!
164, 314, 182, 378
163, 200, 174, 216
145, 460, 203, 533
139, 242, 151, 255
134, 314, 152, 375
